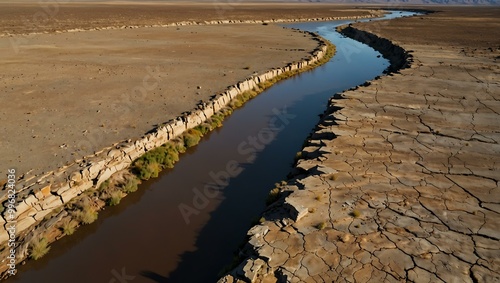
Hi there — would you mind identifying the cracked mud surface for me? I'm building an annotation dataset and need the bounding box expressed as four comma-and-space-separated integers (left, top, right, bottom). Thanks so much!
219, 7, 500, 283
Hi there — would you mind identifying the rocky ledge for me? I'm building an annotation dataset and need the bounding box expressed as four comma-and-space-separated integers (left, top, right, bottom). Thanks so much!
219, 24, 500, 283
0, 23, 335, 279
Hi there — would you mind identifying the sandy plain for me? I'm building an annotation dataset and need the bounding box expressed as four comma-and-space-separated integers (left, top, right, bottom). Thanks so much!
0, 2, 375, 182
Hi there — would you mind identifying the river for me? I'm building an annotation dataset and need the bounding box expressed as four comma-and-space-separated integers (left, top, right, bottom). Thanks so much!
7, 10, 417, 283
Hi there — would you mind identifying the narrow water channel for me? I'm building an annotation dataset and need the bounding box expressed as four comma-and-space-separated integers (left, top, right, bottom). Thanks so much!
7, 11, 417, 283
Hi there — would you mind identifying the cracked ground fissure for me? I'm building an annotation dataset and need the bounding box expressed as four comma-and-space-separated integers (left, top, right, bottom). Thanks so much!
218, 10, 500, 283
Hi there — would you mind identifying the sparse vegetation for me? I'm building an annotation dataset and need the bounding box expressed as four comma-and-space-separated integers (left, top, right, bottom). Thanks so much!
122, 177, 139, 193
73, 198, 98, 224
182, 129, 202, 148
107, 191, 123, 206
316, 222, 327, 230
295, 151, 303, 161
59, 218, 75, 236
29, 237, 50, 260
266, 187, 281, 205
328, 174, 337, 181
351, 209, 362, 218
98, 179, 110, 191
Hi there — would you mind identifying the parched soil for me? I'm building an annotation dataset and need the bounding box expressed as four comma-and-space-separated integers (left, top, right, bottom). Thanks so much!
0, 2, 374, 35
0, 3, 375, 182
219, 7, 500, 283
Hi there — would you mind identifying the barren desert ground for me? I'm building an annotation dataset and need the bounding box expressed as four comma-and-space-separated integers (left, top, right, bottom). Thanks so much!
0, 2, 375, 181
219, 6, 500, 282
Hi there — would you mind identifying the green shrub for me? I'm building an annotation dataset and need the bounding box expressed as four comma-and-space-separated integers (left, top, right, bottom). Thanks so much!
29, 237, 50, 260
122, 177, 139, 193
316, 222, 327, 230
295, 151, 303, 161
220, 107, 233, 117
195, 123, 211, 135
183, 132, 201, 148
60, 218, 75, 236
208, 114, 224, 128
351, 209, 362, 218
172, 138, 187, 153
98, 179, 110, 191
107, 191, 123, 206
74, 200, 98, 224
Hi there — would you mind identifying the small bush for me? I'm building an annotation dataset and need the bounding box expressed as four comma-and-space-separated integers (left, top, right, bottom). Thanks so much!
29, 237, 50, 260
172, 139, 187, 153
295, 151, 303, 161
107, 191, 123, 206
60, 218, 75, 236
195, 123, 211, 135
220, 107, 233, 116
316, 222, 327, 230
266, 187, 280, 205
351, 209, 362, 218
122, 177, 139, 193
98, 179, 110, 191
74, 200, 98, 224
183, 132, 201, 148
209, 114, 224, 128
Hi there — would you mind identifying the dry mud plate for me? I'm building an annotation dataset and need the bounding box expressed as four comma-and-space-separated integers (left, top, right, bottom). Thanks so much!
220, 7, 500, 283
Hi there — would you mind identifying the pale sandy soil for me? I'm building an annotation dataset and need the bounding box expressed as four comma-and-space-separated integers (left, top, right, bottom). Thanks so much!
0, 3, 374, 182
0, 2, 372, 35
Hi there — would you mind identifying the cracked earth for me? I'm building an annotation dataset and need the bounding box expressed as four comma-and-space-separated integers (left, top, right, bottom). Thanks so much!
219, 10, 500, 283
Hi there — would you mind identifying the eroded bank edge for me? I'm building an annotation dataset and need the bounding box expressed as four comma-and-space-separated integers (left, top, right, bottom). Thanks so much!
216, 24, 414, 283
0, 27, 338, 280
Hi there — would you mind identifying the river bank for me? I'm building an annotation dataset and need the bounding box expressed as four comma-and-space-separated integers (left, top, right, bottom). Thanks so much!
0, 5, 366, 277
219, 7, 500, 282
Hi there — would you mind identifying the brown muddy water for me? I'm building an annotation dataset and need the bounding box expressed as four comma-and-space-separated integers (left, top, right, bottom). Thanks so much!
6, 11, 417, 283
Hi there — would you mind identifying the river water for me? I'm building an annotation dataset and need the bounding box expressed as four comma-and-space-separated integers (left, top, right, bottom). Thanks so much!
7, 11, 417, 283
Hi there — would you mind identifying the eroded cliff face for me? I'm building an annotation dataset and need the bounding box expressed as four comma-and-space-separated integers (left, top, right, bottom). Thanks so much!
0, 26, 334, 279
218, 25, 500, 283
